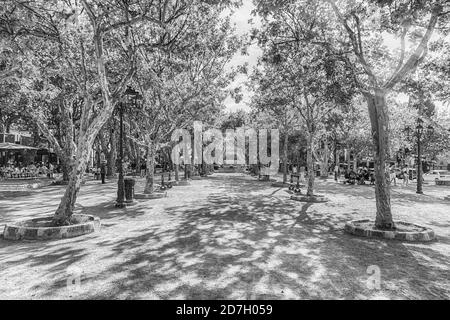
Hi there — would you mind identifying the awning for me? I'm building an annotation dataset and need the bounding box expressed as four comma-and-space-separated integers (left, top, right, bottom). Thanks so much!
0, 142, 38, 150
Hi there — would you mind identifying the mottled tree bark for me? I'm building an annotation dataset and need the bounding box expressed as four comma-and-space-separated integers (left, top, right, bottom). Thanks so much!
365, 90, 394, 230
107, 126, 117, 177
174, 164, 179, 181
60, 156, 71, 182
319, 137, 330, 177
53, 145, 89, 225
283, 132, 288, 183
144, 140, 156, 194
306, 134, 315, 197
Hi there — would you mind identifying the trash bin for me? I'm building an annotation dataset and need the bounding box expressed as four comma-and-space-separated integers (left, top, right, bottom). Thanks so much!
124, 178, 135, 203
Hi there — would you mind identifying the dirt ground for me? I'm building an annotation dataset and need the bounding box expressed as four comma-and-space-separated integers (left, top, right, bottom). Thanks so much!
0, 173, 449, 299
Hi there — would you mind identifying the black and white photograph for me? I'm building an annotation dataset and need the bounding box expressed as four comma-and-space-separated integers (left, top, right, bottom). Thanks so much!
0, 0, 449, 303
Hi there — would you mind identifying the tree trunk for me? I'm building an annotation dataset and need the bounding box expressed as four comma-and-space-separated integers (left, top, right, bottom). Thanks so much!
60, 155, 71, 182
144, 140, 156, 194
320, 138, 329, 177
366, 89, 394, 230
174, 164, 179, 181
347, 145, 352, 169
135, 142, 141, 178
53, 145, 89, 225
283, 132, 288, 183
306, 134, 315, 197
107, 127, 117, 177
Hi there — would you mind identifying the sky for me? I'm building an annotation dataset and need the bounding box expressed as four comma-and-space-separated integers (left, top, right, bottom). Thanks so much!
223, 2, 262, 112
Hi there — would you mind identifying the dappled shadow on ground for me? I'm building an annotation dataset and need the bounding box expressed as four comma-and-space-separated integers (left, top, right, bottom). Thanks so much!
88, 190, 447, 299
0, 173, 448, 299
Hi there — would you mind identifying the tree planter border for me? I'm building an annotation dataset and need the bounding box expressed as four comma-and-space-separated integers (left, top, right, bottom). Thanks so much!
290, 194, 329, 203
166, 180, 177, 186
175, 180, 191, 186
0, 179, 54, 191
3, 214, 101, 241
115, 200, 138, 208
134, 191, 167, 200
344, 219, 436, 242
51, 180, 70, 186
271, 182, 290, 188
253, 176, 277, 183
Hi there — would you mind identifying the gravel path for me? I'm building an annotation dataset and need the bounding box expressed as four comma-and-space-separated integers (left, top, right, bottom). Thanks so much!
0, 173, 449, 299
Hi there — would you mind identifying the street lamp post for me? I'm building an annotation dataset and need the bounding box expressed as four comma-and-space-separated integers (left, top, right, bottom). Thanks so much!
115, 86, 142, 208
407, 119, 434, 195
404, 126, 411, 167
116, 101, 126, 207
416, 118, 424, 194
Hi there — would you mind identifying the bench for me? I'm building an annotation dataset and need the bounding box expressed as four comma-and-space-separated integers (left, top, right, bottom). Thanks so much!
288, 174, 304, 193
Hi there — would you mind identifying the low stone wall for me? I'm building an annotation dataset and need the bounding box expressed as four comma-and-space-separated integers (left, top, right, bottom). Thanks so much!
0, 179, 54, 191
135, 191, 167, 200
175, 180, 191, 186
3, 214, 101, 241
290, 195, 329, 203
344, 219, 436, 242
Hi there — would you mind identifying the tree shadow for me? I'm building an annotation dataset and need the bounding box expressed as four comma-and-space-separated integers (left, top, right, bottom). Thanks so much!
0, 173, 448, 299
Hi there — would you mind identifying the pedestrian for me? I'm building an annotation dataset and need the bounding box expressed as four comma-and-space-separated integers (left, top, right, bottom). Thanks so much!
100, 163, 106, 184
402, 165, 409, 186
390, 166, 397, 186
48, 163, 54, 179
334, 164, 340, 181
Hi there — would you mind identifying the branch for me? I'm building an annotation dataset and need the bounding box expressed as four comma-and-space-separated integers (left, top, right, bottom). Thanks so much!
27, 105, 63, 156
392, 23, 409, 76
384, 7, 441, 90
0, 67, 19, 82
327, 0, 378, 86
80, 0, 96, 25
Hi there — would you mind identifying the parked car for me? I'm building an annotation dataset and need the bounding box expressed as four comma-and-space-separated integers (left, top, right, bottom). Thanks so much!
423, 170, 450, 183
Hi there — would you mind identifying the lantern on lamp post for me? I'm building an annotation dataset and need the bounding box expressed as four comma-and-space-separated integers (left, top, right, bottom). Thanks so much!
415, 118, 434, 195
416, 118, 424, 194
115, 86, 143, 208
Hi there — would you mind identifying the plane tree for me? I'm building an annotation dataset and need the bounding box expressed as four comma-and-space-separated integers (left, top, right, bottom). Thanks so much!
254, 0, 449, 229
4, 0, 207, 225
126, 6, 242, 194
252, 2, 356, 196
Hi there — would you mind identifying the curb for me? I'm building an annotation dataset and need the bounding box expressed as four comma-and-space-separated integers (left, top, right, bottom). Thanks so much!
290, 195, 329, 203
3, 214, 101, 241
344, 219, 436, 242
0, 180, 54, 191
271, 182, 290, 188
175, 180, 191, 186
134, 192, 168, 199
